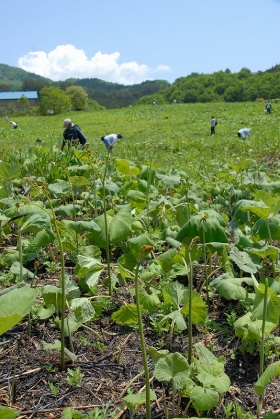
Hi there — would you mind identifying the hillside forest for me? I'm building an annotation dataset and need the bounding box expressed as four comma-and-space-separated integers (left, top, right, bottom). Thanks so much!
0, 63, 279, 110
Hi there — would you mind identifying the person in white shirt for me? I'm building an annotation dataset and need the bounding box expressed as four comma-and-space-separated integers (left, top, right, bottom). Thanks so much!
101, 134, 123, 152
10, 121, 18, 129
237, 128, 251, 139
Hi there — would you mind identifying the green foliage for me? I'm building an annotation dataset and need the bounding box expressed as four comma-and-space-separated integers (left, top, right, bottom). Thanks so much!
0, 285, 39, 335
0, 63, 50, 90
66, 367, 84, 388
0, 405, 20, 418
137, 67, 280, 105
66, 86, 88, 110
39, 86, 71, 115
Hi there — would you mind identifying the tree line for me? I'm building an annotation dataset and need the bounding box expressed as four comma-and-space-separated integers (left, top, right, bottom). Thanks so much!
0, 63, 279, 113
136, 66, 280, 105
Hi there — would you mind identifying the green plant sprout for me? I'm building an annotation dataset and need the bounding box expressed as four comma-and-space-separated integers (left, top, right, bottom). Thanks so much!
48, 382, 59, 397
66, 367, 84, 388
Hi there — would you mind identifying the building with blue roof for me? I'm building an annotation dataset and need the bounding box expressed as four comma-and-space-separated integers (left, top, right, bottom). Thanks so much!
0, 91, 38, 110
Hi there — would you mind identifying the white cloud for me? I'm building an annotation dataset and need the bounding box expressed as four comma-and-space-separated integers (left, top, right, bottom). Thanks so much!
17, 44, 171, 85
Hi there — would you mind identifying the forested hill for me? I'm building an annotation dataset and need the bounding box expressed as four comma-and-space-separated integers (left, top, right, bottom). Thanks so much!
136, 65, 280, 105
0, 62, 279, 109
0, 64, 52, 91
0, 63, 170, 109
73, 78, 170, 108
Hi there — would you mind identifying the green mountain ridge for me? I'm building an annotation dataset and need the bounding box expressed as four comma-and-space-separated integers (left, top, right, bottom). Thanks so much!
0, 62, 279, 109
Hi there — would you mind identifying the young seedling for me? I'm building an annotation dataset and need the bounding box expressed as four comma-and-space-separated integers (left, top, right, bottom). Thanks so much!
66, 367, 84, 388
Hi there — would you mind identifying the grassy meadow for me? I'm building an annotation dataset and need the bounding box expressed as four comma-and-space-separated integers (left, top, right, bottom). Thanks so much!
1, 101, 279, 181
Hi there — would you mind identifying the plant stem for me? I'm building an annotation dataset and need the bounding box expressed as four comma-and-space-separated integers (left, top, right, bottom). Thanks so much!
48, 197, 66, 371
180, 252, 193, 364
102, 152, 112, 296
134, 262, 151, 419
257, 278, 268, 419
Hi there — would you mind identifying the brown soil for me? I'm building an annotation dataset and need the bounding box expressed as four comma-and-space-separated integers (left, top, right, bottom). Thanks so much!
0, 269, 280, 419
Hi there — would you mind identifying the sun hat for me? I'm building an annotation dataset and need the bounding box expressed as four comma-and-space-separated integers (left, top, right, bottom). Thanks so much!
63, 118, 71, 128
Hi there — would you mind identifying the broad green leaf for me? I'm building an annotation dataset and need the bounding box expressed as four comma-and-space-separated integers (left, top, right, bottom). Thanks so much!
254, 361, 280, 395
48, 180, 70, 195
111, 304, 139, 325
74, 255, 104, 281
195, 342, 218, 362
20, 213, 51, 233
0, 405, 20, 418
210, 274, 247, 301
0, 285, 39, 335
163, 281, 187, 308
251, 284, 280, 324
248, 245, 279, 262
229, 159, 253, 174
231, 199, 265, 224
154, 352, 192, 389
161, 310, 187, 331
0, 162, 21, 180
117, 252, 137, 279
194, 343, 226, 377
123, 390, 156, 408
61, 219, 101, 234
54, 204, 82, 217
147, 347, 169, 364
33, 228, 56, 248
190, 386, 219, 410
234, 311, 277, 341
229, 247, 258, 274
196, 372, 230, 393
127, 190, 147, 205
88, 206, 133, 249
61, 407, 84, 419
84, 269, 104, 290
175, 213, 228, 243
69, 176, 90, 186
251, 217, 280, 240
37, 304, 55, 320
43, 340, 77, 362
128, 233, 155, 262
0, 314, 22, 336
255, 190, 280, 215
155, 172, 181, 188
181, 292, 207, 324
42, 281, 80, 309
43, 339, 61, 351
156, 248, 177, 272
65, 298, 95, 335
114, 158, 141, 176
139, 287, 160, 312
10, 262, 36, 279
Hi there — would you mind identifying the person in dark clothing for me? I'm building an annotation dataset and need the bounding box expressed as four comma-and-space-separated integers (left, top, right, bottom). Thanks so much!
265, 101, 272, 114
61, 118, 87, 150
210, 116, 217, 135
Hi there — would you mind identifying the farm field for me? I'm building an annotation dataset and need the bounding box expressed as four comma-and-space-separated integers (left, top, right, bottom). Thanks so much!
0, 102, 280, 419
0, 101, 279, 180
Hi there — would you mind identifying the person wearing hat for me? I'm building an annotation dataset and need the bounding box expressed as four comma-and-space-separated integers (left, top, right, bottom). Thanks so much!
101, 133, 122, 152
61, 118, 87, 150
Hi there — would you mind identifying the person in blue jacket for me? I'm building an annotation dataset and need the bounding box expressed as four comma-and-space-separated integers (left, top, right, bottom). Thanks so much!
61, 118, 87, 150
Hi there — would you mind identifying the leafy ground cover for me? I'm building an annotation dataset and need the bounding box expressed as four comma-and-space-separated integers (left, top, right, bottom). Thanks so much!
0, 103, 280, 419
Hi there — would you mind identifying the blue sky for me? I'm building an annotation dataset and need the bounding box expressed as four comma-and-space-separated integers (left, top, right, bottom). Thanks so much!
1, 0, 279, 85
